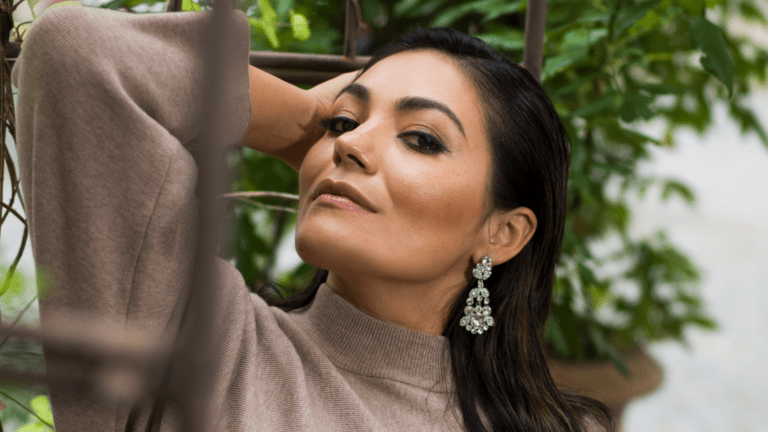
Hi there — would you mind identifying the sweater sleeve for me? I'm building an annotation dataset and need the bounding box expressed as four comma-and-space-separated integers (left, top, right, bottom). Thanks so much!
11, 5, 251, 431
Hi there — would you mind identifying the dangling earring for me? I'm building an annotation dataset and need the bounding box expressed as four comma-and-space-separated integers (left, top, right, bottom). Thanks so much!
460, 256, 494, 334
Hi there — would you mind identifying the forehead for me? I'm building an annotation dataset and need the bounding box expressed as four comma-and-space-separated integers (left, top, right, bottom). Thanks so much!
353, 50, 486, 143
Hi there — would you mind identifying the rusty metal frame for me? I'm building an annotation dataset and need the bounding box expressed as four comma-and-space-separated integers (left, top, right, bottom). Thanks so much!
0, 0, 546, 429
3, 0, 371, 86
3, 0, 546, 85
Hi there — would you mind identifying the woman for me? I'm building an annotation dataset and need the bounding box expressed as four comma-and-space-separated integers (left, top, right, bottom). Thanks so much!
13, 4, 611, 432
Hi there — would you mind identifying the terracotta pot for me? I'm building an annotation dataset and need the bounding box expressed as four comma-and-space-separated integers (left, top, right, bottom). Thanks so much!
547, 347, 663, 429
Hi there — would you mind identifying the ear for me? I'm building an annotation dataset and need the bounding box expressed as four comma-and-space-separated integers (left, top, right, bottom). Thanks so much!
473, 207, 537, 266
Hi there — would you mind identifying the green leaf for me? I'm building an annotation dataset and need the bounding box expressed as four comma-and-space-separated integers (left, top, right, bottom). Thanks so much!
480, 0, 524, 23
614, 0, 662, 38
0, 265, 27, 298
17, 423, 52, 432
562, 28, 608, 49
258, 0, 277, 23
729, 100, 768, 148
248, 17, 280, 49
30, 395, 54, 425
577, 9, 611, 25
637, 9, 661, 30
181, 0, 201, 11
661, 179, 696, 205
541, 49, 588, 81
432, 0, 520, 27
475, 28, 525, 51
247, 0, 279, 48
687, 315, 717, 330
677, 0, 705, 16
571, 91, 622, 118
394, 0, 451, 19
289, 10, 310, 41
274, 0, 294, 16
689, 16, 735, 95
620, 93, 655, 122
640, 83, 682, 95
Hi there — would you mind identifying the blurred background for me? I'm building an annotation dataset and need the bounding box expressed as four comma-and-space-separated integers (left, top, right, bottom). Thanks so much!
1, 0, 767, 430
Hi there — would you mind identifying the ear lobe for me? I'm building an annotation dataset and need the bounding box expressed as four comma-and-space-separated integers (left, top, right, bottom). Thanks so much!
482, 207, 537, 265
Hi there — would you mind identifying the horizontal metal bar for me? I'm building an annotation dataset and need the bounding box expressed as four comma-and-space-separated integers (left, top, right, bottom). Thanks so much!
0, 362, 167, 404
0, 365, 73, 387
258, 68, 352, 86
0, 321, 171, 365
0, 321, 172, 401
248, 51, 369, 72
4, 42, 368, 85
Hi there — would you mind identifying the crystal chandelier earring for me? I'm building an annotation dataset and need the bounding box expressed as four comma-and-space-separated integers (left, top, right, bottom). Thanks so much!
460, 256, 494, 334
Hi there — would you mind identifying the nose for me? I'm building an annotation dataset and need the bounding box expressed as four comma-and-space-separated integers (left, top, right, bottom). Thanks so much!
332, 121, 379, 174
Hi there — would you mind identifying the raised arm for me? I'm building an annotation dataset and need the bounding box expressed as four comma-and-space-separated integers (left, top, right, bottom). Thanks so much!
240, 66, 358, 171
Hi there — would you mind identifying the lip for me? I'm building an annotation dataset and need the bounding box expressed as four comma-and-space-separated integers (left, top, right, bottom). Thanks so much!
312, 178, 377, 213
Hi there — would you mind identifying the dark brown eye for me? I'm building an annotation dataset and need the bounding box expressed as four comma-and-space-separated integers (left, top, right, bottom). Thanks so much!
319, 116, 358, 134
399, 131, 447, 155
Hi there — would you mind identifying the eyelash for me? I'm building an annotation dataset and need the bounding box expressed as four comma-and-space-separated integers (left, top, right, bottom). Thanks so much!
318, 116, 447, 155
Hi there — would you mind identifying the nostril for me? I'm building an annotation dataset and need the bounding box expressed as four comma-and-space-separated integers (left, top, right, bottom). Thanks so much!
349, 155, 365, 168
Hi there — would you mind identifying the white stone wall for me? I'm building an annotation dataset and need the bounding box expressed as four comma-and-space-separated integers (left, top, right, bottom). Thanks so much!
621, 89, 768, 432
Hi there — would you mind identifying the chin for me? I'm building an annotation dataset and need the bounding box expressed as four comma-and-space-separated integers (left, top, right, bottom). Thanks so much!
294, 219, 364, 275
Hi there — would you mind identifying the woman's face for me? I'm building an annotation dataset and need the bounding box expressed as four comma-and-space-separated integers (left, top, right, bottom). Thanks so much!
295, 49, 492, 309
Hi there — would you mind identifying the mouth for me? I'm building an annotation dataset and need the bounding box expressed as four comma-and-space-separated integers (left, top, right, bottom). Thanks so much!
312, 178, 377, 214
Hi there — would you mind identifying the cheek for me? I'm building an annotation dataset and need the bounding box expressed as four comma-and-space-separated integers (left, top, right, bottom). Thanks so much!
390, 164, 486, 243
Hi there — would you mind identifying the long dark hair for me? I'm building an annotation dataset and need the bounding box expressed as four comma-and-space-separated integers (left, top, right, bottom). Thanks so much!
260, 27, 613, 432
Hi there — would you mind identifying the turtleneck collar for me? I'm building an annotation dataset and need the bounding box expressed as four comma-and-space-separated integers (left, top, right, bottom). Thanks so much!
288, 283, 453, 393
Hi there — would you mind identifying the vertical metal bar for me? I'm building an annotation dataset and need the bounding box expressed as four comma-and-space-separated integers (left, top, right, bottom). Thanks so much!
522, 0, 547, 82
165, 0, 182, 13
176, 0, 231, 431
343, 0, 361, 59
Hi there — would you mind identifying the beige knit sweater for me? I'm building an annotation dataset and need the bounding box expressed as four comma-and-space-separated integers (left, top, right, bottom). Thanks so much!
12, 5, 462, 431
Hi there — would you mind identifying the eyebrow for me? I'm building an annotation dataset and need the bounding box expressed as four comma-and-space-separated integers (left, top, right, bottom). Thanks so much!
335, 83, 466, 138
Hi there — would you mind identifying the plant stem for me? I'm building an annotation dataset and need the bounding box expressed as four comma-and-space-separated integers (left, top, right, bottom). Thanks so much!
0, 294, 37, 349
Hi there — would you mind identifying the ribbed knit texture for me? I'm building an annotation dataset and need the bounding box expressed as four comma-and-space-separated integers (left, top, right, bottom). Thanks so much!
12, 5, 462, 431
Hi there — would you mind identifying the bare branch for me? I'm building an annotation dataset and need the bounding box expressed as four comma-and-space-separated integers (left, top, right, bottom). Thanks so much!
230, 196, 297, 213
222, 191, 299, 200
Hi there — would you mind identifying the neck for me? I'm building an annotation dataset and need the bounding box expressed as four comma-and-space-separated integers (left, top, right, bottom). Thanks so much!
325, 271, 465, 335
